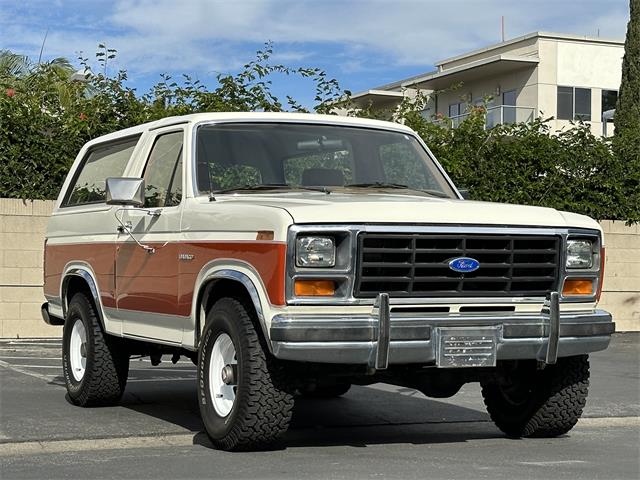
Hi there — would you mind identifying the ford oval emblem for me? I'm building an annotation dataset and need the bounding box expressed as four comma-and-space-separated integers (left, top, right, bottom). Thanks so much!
448, 257, 480, 273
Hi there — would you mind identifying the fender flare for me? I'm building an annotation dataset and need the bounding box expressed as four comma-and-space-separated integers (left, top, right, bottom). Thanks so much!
60, 262, 107, 329
190, 259, 273, 352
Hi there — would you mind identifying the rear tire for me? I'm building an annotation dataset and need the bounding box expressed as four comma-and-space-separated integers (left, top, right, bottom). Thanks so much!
62, 292, 129, 406
198, 298, 294, 451
481, 355, 590, 438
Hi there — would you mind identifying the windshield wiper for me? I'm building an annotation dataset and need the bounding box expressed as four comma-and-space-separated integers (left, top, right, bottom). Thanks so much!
344, 182, 450, 198
345, 182, 410, 189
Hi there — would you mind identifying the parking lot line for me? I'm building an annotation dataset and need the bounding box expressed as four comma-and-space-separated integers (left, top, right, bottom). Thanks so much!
11, 364, 60, 368
0, 356, 60, 360
0, 360, 57, 383
128, 377, 196, 382
0, 433, 196, 457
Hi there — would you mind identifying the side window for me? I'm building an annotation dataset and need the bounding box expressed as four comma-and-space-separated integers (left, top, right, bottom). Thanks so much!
143, 131, 183, 208
64, 136, 139, 206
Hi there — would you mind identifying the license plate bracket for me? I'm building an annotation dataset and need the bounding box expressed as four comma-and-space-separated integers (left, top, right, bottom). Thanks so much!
436, 326, 498, 368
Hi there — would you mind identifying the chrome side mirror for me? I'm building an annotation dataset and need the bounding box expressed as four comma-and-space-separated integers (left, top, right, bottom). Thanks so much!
106, 177, 145, 207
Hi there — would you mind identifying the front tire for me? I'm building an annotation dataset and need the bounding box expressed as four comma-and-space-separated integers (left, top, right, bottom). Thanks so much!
62, 292, 129, 406
481, 355, 590, 438
198, 298, 294, 451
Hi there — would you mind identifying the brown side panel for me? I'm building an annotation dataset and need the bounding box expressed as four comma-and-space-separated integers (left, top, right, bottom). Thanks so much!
44, 243, 117, 308
44, 240, 286, 317
178, 241, 287, 316
115, 242, 180, 315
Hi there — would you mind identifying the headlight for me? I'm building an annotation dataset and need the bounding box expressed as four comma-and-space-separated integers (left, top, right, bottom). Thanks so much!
296, 236, 335, 267
566, 239, 593, 269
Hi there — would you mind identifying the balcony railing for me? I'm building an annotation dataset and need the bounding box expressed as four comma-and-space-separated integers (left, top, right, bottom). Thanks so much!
431, 105, 537, 129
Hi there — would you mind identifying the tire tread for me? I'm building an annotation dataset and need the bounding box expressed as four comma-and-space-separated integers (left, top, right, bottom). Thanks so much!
64, 293, 128, 406
203, 298, 294, 451
481, 355, 589, 438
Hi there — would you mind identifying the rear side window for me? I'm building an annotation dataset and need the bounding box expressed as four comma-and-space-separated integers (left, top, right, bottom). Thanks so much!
64, 136, 140, 206
142, 131, 183, 208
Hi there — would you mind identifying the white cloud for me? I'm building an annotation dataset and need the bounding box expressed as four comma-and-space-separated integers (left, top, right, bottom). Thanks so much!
107, 0, 629, 66
0, 0, 630, 79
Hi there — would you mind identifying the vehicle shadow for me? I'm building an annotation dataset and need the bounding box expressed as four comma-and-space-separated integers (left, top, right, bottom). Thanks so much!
121, 381, 500, 450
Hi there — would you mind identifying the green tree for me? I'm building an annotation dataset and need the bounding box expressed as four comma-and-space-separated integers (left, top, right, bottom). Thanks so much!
615, 0, 640, 135
1, 42, 639, 223
0, 44, 343, 200
613, 0, 640, 224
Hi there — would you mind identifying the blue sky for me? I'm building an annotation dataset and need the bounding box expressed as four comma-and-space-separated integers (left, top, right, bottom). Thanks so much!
0, 0, 630, 107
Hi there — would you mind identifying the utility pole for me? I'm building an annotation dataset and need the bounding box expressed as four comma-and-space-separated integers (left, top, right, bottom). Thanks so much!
37, 28, 49, 64
501, 16, 505, 42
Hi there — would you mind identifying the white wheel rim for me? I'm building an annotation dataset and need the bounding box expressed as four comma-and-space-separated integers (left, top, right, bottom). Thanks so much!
209, 333, 237, 417
69, 319, 87, 382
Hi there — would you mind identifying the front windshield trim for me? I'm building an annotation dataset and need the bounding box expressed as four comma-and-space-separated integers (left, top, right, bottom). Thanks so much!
190, 120, 462, 200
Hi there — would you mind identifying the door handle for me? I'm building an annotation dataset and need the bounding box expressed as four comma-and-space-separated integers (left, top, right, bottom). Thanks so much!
114, 210, 157, 254
117, 221, 133, 233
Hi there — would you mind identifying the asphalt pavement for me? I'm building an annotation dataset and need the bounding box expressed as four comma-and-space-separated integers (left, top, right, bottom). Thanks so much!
1, 333, 639, 480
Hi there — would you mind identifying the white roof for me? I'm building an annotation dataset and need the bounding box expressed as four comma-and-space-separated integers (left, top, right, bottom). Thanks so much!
87, 111, 413, 146
435, 31, 624, 67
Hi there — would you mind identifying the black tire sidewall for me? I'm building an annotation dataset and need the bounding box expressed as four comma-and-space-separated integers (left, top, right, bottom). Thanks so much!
482, 356, 589, 437
198, 302, 245, 440
62, 296, 95, 400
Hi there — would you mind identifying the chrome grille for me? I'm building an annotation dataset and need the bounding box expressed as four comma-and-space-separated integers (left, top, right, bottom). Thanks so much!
354, 233, 560, 297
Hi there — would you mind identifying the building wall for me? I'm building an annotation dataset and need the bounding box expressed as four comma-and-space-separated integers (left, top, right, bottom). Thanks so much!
599, 221, 640, 332
428, 66, 538, 119
538, 38, 623, 137
0, 198, 637, 337
0, 198, 61, 337
396, 36, 623, 138
433, 37, 623, 136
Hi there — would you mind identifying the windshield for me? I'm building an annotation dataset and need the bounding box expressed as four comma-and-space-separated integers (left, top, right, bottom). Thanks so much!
195, 123, 457, 198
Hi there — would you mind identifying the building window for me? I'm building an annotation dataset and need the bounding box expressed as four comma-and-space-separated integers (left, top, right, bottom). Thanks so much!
557, 87, 573, 120
502, 90, 517, 106
574, 88, 591, 121
502, 89, 517, 124
448, 101, 467, 118
557, 86, 592, 121
601, 90, 618, 114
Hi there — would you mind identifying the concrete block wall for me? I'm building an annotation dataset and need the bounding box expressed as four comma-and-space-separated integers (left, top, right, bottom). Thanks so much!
0, 198, 638, 337
0, 199, 61, 337
599, 221, 640, 332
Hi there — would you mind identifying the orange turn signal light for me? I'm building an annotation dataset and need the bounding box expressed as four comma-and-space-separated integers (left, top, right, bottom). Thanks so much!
562, 279, 594, 296
294, 279, 336, 296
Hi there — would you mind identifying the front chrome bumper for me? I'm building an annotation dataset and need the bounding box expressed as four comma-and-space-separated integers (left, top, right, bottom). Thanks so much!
270, 293, 615, 367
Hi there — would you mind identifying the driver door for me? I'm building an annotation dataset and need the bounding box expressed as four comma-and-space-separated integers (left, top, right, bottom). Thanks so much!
115, 128, 187, 344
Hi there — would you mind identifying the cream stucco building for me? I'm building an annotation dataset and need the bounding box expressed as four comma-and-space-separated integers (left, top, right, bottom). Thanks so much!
350, 32, 624, 137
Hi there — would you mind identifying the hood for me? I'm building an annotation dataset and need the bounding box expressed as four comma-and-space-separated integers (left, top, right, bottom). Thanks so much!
217, 192, 601, 230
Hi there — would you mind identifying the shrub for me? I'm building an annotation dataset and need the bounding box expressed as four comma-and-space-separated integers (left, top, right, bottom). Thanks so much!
0, 45, 637, 223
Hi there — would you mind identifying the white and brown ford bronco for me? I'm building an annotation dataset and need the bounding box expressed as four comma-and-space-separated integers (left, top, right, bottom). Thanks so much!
42, 112, 615, 450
